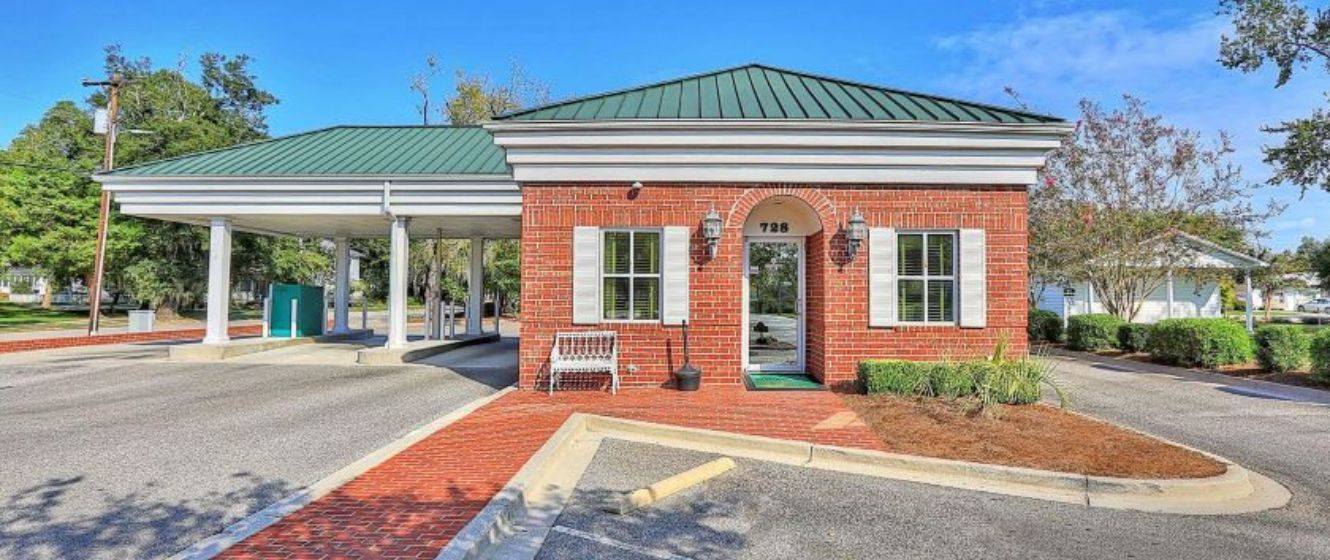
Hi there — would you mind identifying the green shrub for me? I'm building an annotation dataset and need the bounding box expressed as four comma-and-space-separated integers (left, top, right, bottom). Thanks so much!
1028, 309, 1063, 343
929, 362, 977, 398
857, 360, 929, 395
1117, 323, 1153, 353
1254, 325, 1310, 373
1310, 330, 1330, 382
1066, 314, 1125, 351
1147, 318, 1255, 368
858, 357, 1065, 407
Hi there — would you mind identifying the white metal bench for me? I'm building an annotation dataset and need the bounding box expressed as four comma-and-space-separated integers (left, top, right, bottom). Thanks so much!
549, 331, 619, 395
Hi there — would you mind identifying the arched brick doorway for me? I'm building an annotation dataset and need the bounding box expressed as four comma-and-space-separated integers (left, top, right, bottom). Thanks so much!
735, 194, 829, 383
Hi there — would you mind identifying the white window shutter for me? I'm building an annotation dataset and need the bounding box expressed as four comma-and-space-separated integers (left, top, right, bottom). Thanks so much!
661, 226, 690, 325
868, 228, 897, 327
959, 229, 987, 328
572, 226, 600, 324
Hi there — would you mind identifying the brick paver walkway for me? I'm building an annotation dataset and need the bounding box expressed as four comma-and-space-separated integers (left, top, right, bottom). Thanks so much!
0, 324, 263, 354
219, 388, 884, 559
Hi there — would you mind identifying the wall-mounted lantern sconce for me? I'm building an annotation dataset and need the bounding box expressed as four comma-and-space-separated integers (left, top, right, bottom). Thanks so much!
845, 207, 867, 260
702, 207, 723, 259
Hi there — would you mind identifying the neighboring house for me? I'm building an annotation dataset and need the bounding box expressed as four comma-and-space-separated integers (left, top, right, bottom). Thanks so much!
1248, 273, 1326, 311
93, 64, 1072, 389
0, 267, 48, 303
1034, 232, 1264, 325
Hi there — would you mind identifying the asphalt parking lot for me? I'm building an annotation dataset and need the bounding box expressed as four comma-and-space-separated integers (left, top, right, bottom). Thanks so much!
0, 338, 517, 560
537, 437, 1330, 560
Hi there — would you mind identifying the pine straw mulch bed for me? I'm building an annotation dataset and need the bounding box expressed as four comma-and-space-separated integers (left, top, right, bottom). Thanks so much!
841, 394, 1226, 479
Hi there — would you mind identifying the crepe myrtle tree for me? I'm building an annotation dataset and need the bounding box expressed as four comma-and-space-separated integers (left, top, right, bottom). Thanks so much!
1033, 95, 1277, 322
1220, 0, 1330, 195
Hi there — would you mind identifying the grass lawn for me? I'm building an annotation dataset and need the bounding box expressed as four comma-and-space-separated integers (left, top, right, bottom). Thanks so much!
842, 394, 1225, 479
0, 302, 90, 332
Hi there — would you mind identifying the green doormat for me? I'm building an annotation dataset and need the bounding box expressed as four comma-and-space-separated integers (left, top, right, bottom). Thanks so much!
746, 373, 824, 391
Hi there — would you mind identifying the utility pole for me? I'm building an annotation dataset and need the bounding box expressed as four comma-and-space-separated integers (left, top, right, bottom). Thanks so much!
83, 73, 124, 336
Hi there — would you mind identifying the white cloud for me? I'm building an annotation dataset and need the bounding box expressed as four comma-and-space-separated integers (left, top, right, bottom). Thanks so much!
932, 9, 1330, 250
935, 11, 1223, 96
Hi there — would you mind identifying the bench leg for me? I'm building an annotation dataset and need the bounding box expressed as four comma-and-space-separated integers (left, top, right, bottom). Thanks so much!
549, 371, 557, 396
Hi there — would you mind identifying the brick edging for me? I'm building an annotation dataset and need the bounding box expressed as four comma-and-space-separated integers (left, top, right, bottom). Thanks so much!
0, 325, 263, 355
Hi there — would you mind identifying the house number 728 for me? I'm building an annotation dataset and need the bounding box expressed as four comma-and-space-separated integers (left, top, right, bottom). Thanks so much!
759, 222, 790, 233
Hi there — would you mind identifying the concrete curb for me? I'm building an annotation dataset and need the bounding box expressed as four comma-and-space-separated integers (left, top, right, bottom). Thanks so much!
443, 413, 1291, 560
168, 329, 373, 361
357, 332, 501, 365
435, 412, 597, 560
166, 385, 516, 560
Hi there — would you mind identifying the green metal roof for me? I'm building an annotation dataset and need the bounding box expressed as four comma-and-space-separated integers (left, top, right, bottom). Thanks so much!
497, 64, 1062, 123
106, 126, 508, 176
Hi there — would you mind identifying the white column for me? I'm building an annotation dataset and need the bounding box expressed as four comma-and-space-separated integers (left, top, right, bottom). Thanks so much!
203, 218, 233, 345
1244, 270, 1255, 333
467, 237, 484, 335
387, 217, 411, 349
1086, 281, 1096, 315
333, 237, 351, 333
1165, 270, 1175, 320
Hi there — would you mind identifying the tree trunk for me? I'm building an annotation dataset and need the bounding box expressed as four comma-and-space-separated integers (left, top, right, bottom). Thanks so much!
40, 281, 57, 309
1264, 291, 1274, 322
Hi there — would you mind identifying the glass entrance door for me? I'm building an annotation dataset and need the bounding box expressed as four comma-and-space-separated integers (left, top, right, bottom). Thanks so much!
745, 240, 803, 372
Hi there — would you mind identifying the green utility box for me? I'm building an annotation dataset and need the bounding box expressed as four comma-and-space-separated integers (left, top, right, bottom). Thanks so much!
268, 283, 325, 338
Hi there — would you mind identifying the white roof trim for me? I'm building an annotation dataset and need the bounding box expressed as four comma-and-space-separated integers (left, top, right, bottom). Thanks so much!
485, 119, 1073, 134
1170, 231, 1266, 269
95, 173, 515, 184
488, 119, 1070, 186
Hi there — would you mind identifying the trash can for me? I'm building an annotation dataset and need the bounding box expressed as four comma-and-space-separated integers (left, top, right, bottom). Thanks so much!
128, 310, 155, 333
268, 283, 325, 338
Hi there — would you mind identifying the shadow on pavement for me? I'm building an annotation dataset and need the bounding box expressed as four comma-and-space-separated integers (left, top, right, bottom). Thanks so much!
0, 473, 297, 560
533, 486, 748, 560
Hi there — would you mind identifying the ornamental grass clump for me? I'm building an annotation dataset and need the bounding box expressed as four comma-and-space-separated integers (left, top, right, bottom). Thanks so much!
1147, 318, 1255, 369
1066, 314, 1125, 351
1310, 330, 1330, 383
1254, 325, 1310, 373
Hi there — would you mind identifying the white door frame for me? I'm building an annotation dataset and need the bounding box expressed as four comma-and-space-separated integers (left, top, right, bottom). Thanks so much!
742, 236, 806, 373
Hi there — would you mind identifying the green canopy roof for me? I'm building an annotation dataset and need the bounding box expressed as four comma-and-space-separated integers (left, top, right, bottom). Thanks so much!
105, 126, 508, 177
497, 63, 1061, 123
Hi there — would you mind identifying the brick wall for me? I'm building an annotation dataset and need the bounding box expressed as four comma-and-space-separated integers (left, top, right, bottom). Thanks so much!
519, 183, 1029, 391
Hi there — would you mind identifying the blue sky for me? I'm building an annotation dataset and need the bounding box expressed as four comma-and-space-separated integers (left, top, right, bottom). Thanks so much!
2, 0, 1326, 249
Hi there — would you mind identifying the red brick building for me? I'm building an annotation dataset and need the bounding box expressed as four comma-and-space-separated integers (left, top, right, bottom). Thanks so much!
96, 64, 1069, 391
491, 65, 1067, 390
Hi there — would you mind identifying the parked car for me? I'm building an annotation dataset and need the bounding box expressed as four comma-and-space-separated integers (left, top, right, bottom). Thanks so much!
1298, 298, 1330, 314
